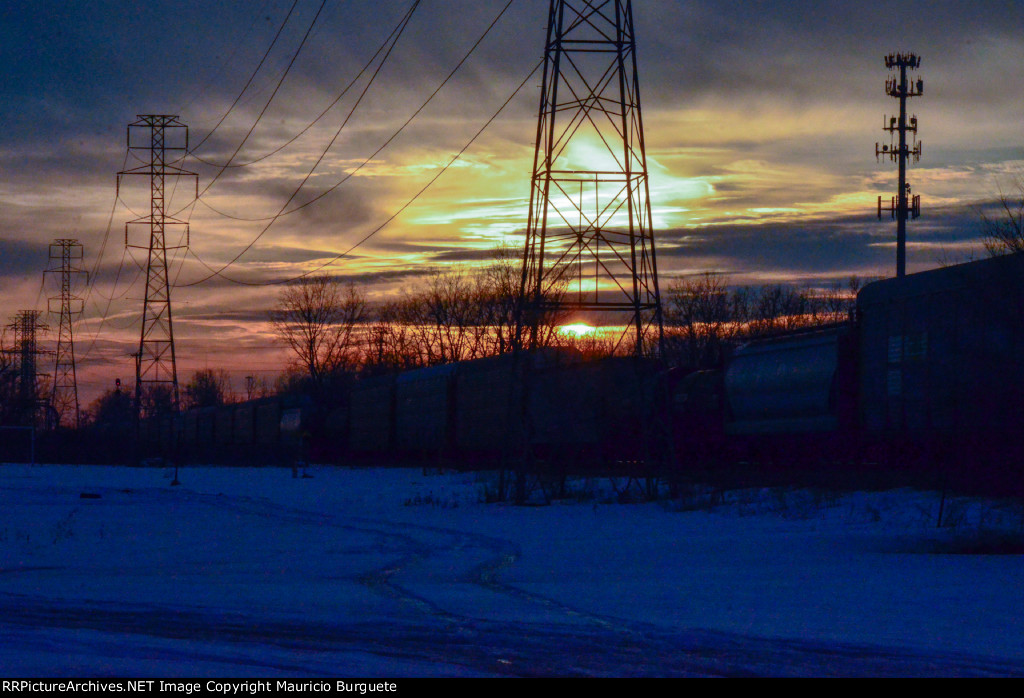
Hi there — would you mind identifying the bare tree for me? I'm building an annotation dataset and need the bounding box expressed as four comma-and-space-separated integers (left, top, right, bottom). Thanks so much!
83, 383, 133, 426
664, 272, 736, 369
982, 176, 1024, 257
271, 276, 366, 389
359, 246, 572, 375
182, 369, 233, 409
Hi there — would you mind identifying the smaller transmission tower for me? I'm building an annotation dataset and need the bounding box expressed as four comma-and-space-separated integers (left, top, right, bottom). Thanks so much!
876, 52, 923, 278
117, 115, 196, 418
45, 239, 87, 428
6, 310, 49, 427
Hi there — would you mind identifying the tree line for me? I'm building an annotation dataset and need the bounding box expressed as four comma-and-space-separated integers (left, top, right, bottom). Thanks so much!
267, 249, 867, 402
62, 245, 870, 426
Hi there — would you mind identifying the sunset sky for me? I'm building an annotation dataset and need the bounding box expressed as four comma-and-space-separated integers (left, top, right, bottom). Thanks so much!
3, 0, 1023, 404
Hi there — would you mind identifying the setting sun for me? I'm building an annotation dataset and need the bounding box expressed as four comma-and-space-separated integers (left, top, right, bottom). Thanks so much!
558, 323, 596, 338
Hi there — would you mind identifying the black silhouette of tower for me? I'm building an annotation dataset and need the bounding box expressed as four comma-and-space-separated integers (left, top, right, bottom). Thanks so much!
45, 239, 86, 429
117, 115, 196, 417
876, 53, 923, 278
518, 0, 663, 356
6, 310, 48, 426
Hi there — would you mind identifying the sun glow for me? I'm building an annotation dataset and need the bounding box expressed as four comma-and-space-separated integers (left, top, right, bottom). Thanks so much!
558, 323, 596, 338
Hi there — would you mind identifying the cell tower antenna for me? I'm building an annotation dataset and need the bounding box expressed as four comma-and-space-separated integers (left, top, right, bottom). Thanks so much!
45, 239, 87, 429
517, 0, 663, 356
876, 52, 923, 278
117, 115, 197, 418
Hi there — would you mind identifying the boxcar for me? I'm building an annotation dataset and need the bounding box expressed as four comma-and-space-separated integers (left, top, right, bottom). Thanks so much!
857, 252, 1024, 491
348, 374, 396, 454
395, 363, 458, 455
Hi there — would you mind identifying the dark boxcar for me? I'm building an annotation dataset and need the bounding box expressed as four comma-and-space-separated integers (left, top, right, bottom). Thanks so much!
182, 410, 199, 447
234, 402, 255, 445
197, 407, 216, 446
671, 368, 726, 466
455, 354, 521, 458
527, 356, 660, 465
395, 363, 458, 454
215, 405, 234, 446
455, 349, 585, 460
348, 374, 396, 454
255, 398, 281, 446
320, 403, 350, 462
857, 252, 1024, 491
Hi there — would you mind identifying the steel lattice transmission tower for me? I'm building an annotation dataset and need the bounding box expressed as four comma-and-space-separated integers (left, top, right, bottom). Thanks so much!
5, 310, 49, 427
876, 52, 923, 278
518, 0, 663, 356
45, 239, 87, 428
117, 115, 196, 417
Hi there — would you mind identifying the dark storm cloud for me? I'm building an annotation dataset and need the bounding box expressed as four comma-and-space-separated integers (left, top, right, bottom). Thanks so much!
638, 0, 1024, 106
0, 238, 50, 278
657, 200, 992, 282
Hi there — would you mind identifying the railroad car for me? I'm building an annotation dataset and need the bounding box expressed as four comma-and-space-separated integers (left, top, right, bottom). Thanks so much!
857, 252, 1024, 492
78, 252, 1024, 498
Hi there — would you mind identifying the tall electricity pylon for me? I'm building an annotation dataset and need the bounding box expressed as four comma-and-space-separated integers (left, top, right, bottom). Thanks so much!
45, 239, 86, 428
5, 310, 48, 427
117, 115, 196, 418
876, 52, 923, 278
518, 0, 663, 357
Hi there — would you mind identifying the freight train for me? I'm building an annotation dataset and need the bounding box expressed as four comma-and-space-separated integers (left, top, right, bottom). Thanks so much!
90, 252, 1024, 495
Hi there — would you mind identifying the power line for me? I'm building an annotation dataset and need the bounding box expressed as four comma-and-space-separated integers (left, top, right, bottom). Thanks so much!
176, 0, 278, 118
183, 0, 331, 207
176, 1, 423, 287
192, 0, 517, 224
177, 0, 522, 287
187, 0, 302, 152
182, 57, 542, 288
187, 1, 418, 170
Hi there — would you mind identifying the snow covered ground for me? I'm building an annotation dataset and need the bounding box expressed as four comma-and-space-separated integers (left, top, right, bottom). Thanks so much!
1, 463, 1023, 677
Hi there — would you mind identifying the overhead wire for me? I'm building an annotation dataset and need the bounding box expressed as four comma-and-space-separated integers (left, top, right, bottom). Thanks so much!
188, 0, 303, 153
192, 0, 517, 224
80, 0, 530, 373
75, 1, 326, 372
176, 0, 422, 287
77, 149, 136, 363
179, 0, 522, 287
184, 0, 331, 207
187, 2, 417, 170
183, 56, 543, 287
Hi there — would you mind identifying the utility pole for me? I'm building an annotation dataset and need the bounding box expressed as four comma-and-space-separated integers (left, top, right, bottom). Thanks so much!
117, 115, 197, 419
518, 0, 663, 357
45, 239, 86, 429
876, 52, 923, 278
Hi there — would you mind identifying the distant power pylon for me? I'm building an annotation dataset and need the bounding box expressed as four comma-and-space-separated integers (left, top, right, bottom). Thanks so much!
117, 115, 197, 418
45, 239, 86, 429
5, 310, 49, 427
876, 52, 923, 279
518, 0, 663, 357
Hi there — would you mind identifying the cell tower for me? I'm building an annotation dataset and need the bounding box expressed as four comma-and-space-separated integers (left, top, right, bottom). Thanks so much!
45, 239, 86, 428
117, 115, 197, 417
518, 0, 663, 356
6, 310, 48, 426
876, 52, 923, 278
